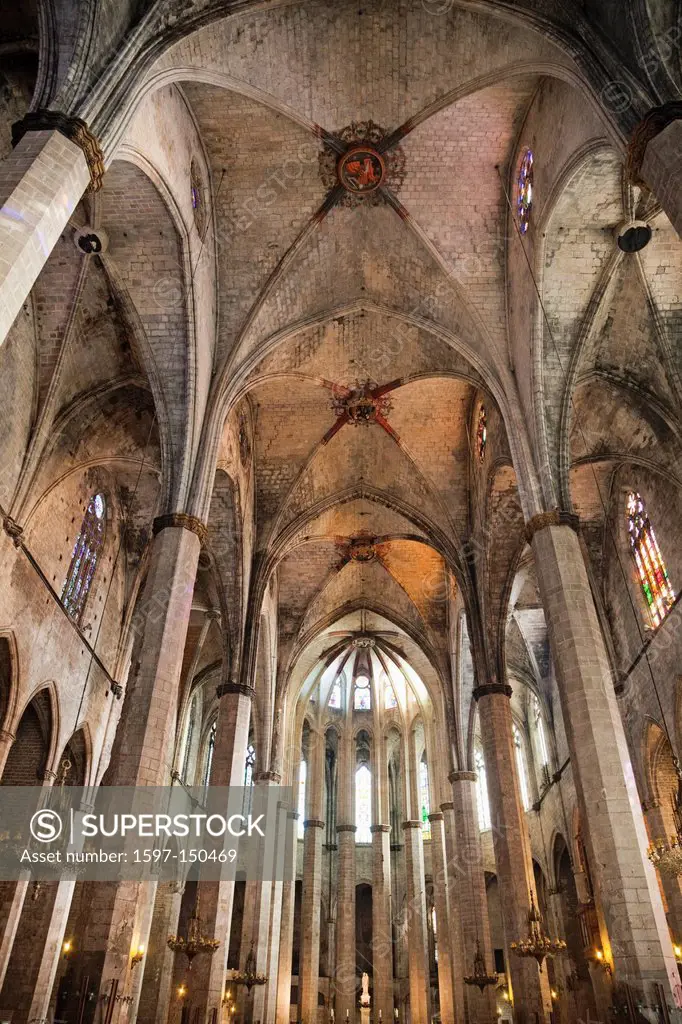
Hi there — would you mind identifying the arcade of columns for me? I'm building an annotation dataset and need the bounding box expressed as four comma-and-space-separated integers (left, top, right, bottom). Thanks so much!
2, 6, 682, 1024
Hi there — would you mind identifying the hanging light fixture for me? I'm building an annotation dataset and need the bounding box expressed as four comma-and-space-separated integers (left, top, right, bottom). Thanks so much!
230, 942, 268, 993
510, 893, 567, 970
167, 910, 220, 967
647, 764, 682, 876
463, 940, 498, 992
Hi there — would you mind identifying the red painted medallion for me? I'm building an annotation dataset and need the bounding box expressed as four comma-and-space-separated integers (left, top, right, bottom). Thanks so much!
337, 146, 385, 194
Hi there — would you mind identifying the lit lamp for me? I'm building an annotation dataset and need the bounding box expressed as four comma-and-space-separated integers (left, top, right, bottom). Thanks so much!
510, 893, 567, 970
177, 984, 188, 999
674, 944, 682, 963
131, 944, 145, 969
62, 940, 73, 959
590, 949, 612, 976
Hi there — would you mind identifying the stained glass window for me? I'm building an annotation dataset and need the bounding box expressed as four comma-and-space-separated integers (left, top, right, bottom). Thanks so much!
354, 673, 371, 711
328, 678, 342, 708
420, 755, 431, 840
298, 759, 307, 838
476, 405, 487, 462
513, 724, 530, 810
203, 719, 217, 789
384, 675, 398, 709
517, 149, 534, 234
355, 764, 372, 842
627, 491, 675, 627
475, 748, 491, 831
532, 694, 549, 767
61, 493, 106, 623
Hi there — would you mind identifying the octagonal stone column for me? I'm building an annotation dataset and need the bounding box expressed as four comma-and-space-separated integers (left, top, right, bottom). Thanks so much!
402, 820, 430, 1024
428, 812, 456, 1024
475, 684, 552, 1024
528, 513, 681, 1009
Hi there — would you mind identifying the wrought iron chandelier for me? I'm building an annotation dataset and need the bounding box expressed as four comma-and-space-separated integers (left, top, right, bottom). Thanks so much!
167, 910, 220, 967
230, 942, 268, 993
647, 769, 682, 877
463, 940, 498, 992
510, 893, 567, 970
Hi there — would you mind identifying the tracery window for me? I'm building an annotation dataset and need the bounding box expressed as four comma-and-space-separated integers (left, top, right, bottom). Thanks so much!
243, 741, 256, 816
190, 158, 207, 236
355, 764, 372, 843
475, 748, 491, 831
513, 724, 530, 811
517, 148, 534, 234
420, 754, 431, 840
354, 673, 371, 711
431, 907, 439, 964
532, 694, 549, 768
476, 405, 487, 462
202, 719, 217, 789
328, 677, 342, 709
627, 491, 675, 627
61, 493, 106, 622
297, 759, 307, 838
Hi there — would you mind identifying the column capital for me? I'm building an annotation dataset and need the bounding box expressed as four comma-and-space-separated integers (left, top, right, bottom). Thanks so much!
401, 820, 422, 830
472, 682, 512, 701
628, 100, 682, 185
304, 818, 325, 830
2, 515, 24, 548
153, 512, 208, 544
287, 810, 300, 820
336, 823, 357, 833
525, 509, 579, 543
449, 770, 477, 783
216, 682, 256, 700
427, 812, 444, 822
255, 770, 282, 783
12, 110, 106, 191
440, 801, 454, 811
370, 824, 391, 833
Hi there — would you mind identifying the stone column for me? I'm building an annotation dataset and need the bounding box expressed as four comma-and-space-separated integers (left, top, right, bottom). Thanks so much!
448, 772, 495, 1024
276, 810, 299, 1024
529, 514, 681, 1005
476, 682, 552, 1023
190, 682, 254, 1024
371, 824, 393, 1023
335, 824, 357, 1019
0, 120, 101, 345
401, 821, 430, 1024
633, 106, 682, 239
26, 878, 77, 1022
300, 729, 325, 1023
0, 728, 15, 776
428, 813, 456, 1024
153, 883, 185, 1024
440, 802, 466, 1024
0, 774, 56, 993
67, 515, 202, 1022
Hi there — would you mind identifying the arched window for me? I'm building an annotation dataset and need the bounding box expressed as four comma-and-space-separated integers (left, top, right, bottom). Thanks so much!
475, 748, 491, 831
517, 148, 534, 234
532, 694, 549, 768
61, 493, 106, 622
354, 673, 371, 711
384, 676, 398, 709
297, 759, 307, 838
328, 678, 342, 709
627, 491, 675, 627
513, 724, 530, 810
431, 906, 439, 964
355, 764, 372, 842
181, 695, 197, 782
420, 754, 431, 840
243, 741, 256, 815
202, 719, 217, 790
476, 405, 487, 462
